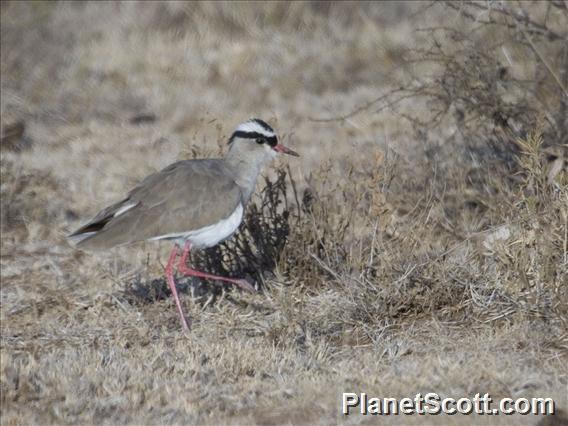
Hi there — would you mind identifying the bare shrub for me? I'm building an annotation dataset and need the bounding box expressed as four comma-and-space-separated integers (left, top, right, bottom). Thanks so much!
193, 169, 293, 286
294, 0, 568, 341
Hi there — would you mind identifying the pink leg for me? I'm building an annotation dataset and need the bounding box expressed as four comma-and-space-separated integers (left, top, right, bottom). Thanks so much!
178, 241, 256, 293
165, 244, 190, 331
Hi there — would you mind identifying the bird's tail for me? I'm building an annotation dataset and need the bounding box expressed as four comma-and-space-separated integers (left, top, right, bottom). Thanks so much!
67, 231, 98, 246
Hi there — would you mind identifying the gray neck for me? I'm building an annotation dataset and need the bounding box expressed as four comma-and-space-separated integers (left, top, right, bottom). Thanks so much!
225, 146, 271, 205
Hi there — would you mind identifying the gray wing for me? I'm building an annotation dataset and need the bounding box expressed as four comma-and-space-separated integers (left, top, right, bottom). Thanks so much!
69, 159, 243, 250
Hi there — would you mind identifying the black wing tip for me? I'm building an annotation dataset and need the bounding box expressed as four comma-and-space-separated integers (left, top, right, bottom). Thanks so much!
67, 230, 95, 246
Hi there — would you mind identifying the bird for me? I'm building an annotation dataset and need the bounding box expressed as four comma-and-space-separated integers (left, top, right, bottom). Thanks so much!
68, 118, 299, 331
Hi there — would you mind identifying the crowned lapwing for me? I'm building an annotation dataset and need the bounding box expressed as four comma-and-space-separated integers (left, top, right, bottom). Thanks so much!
68, 118, 299, 331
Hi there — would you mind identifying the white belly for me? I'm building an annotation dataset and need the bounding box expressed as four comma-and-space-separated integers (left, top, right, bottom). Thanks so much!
149, 204, 244, 249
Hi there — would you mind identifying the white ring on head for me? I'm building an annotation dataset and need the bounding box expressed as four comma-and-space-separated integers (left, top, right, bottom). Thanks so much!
235, 120, 275, 138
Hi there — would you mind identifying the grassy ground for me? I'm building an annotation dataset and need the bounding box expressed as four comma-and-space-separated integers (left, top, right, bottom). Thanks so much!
1, 2, 567, 425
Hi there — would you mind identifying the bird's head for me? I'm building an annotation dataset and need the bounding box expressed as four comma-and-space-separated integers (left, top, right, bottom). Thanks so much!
227, 118, 299, 162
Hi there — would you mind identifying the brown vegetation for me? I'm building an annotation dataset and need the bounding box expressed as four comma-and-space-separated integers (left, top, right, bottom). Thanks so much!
1, 2, 567, 425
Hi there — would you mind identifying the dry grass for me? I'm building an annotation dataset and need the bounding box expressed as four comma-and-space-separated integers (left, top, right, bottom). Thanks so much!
1, 2, 567, 425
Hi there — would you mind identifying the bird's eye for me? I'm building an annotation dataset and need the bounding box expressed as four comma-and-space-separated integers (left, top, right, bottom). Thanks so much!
256, 137, 265, 144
